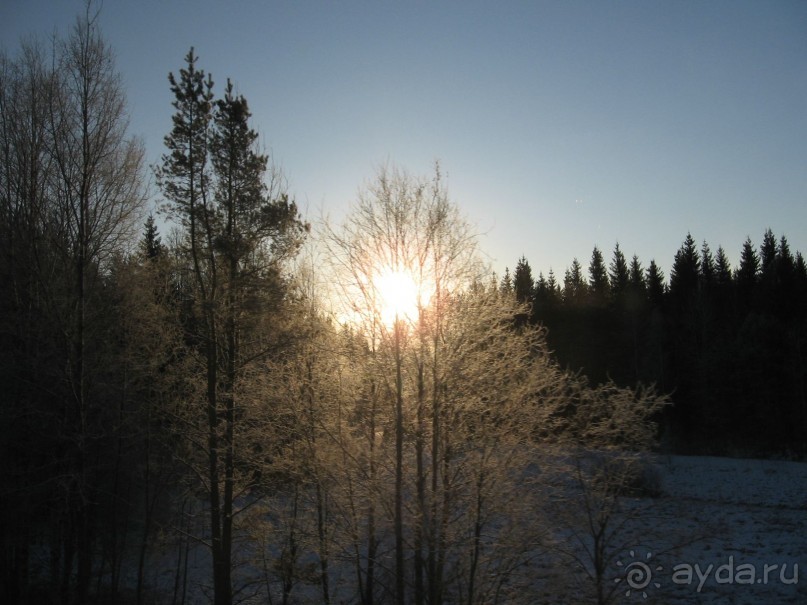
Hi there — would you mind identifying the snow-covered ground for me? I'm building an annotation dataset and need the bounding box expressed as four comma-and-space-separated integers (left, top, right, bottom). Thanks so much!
590, 455, 807, 604
140, 455, 807, 604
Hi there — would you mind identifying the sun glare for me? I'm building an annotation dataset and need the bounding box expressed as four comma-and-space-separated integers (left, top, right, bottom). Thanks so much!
375, 267, 422, 326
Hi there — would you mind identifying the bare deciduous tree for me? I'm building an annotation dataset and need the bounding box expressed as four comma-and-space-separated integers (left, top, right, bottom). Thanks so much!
539, 379, 670, 605
0, 6, 147, 601
321, 164, 566, 604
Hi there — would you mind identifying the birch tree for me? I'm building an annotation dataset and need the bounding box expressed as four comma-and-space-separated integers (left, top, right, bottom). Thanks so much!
0, 5, 147, 600
323, 164, 561, 604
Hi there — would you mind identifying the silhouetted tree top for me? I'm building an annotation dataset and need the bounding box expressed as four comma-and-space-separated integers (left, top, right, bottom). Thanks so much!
513, 255, 534, 305
646, 259, 665, 308
588, 246, 609, 304
155, 47, 215, 228
141, 214, 164, 260
760, 228, 777, 276
714, 246, 732, 286
511, 229, 806, 455
628, 255, 644, 291
778, 236, 794, 267
609, 242, 629, 299
700, 240, 715, 287
736, 236, 760, 287
533, 269, 561, 311
796, 252, 807, 283
500, 267, 513, 295
564, 258, 586, 305
536, 272, 547, 292
771, 235, 798, 318
625, 254, 646, 311
670, 232, 700, 300
547, 268, 559, 295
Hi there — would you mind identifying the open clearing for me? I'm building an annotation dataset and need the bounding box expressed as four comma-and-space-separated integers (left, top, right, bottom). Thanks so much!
560, 455, 807, 604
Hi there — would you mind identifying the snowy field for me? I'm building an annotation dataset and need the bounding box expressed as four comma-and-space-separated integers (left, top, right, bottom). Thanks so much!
141, 454, 807, 604
557, 454, 807, 605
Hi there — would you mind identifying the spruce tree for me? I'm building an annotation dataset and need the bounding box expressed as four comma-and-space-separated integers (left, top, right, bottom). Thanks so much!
532, 272, 547, 320
646, 260, 665, 308
669, 233, 700, 301
669, 234, 702, 418
713, 245, 734, 321
628, 255, 645, 292
564, 258, 586, 306
609, 242, 629, 300
700, 241, 715, 287
141, 213, 164, 260
500, 267, 513, 295
535, 272, 547, 296
758, 229, 779, 312
775, 235, 797, 319
760, 228, 777, 275
714, 246, 732, 286
796, 252, 807, 284
513, 255, 534, 306
627, 254, 646, 311
547, 268, 559, 297
778, 235, 794, 272
587, 246, 609, 305
535, 269, 561, 325
736, 237, 760, 311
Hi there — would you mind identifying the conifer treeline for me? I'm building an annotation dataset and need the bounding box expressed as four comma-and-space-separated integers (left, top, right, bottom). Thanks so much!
503, 230, 807, 455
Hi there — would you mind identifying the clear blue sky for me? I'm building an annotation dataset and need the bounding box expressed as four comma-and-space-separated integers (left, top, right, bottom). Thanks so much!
3, 0, 806, 280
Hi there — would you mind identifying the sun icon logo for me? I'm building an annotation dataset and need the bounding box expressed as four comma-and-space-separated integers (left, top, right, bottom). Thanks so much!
615, 550, 663, 599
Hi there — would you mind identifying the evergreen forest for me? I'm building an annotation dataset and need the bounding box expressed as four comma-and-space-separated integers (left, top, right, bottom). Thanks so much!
503, 231, 807, 456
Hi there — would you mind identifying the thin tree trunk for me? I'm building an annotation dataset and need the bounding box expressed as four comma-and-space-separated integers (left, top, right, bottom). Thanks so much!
60, 513, 74, 605
467, 478, 484, 605
281, 485, 301, 605
315, 479, 331, 605
345, 475, 365, 603
206, 327, 229, 605
429, 332, 441, 604
307, 359, 331, 605
414, 354, 425, 605
436, 432, 452, 605
393, 319, 405, 605
365, 378, 378, 605
219, 167, 238, 605
136, 446, 151, 605
170, 500, 185, 605
73, 53, 93, 605
181, 505, 191, 605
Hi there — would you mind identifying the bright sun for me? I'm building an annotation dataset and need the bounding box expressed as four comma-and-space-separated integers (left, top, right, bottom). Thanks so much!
375, 267, 422, 326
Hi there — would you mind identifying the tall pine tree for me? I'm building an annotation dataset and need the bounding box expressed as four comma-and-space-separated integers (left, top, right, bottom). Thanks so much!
156, 51, 306, 605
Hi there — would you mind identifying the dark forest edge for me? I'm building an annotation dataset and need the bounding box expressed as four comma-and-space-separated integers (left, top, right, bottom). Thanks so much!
501, 231, 807, 458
